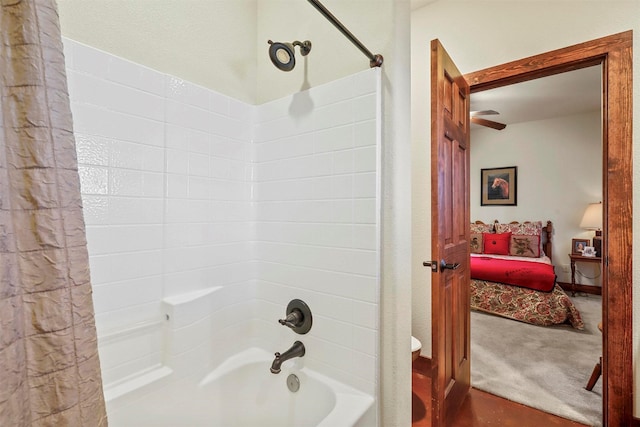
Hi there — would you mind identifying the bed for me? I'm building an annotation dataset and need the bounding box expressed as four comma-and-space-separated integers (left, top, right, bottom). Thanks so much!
470, 220, 584, 330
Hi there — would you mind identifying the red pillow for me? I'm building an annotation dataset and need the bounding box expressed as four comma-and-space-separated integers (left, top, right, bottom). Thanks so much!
483, 232, 511, 255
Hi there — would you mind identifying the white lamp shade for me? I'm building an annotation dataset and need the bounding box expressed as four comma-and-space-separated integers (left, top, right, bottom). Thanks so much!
580, 202, 602, 230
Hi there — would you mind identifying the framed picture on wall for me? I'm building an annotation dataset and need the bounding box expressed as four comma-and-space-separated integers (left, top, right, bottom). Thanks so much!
481, 166, 517, 206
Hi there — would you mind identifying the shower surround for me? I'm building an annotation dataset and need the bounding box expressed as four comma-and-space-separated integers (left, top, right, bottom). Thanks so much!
64, 38, 380, 419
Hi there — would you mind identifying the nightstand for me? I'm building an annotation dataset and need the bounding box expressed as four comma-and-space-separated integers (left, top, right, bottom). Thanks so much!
569, 254, 602, 296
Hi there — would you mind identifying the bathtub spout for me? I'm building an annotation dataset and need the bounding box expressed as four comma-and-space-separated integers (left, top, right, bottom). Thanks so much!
270, 341, 305, 374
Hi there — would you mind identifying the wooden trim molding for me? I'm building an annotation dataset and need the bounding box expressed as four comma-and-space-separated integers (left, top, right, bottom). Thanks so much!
464, 30, 633, 426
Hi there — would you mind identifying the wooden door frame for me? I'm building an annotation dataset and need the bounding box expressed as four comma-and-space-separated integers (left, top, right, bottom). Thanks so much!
462, 31, 633, 426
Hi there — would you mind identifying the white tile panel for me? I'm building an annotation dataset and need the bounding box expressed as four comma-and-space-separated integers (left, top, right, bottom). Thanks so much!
353, 224, 377, 250
142, 172, 165, 198
330, 200, 353, 223
354, 146, 377, 173
78, 165, 109, 195
353, 199, 377, 224
315, 125, 354, 153
108, 197, 164, 225
81, 195, 109, 225
75, 134, 111, 166
166, 174, 188, 199
354, 120, 377, 148
187, 152, 209, 177
107, 55, 166, 97
165, 124, 189, 150
165, 77, 188, 103
354, 94, 378, 123
69, 40, 110, 78
165, 149, 189, 175
109, 169, 144, 197
313, 101, 354, 131
187, 130, 210, 155
210, 91, 231, 116
353, 172, 377, 198
93, 302, 162, 335
92, 276, 163, 314
308, 73, 357, 108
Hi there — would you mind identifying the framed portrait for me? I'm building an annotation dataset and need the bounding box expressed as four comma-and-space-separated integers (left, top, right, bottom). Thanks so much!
481, 166, 517, 206
572, 238, 590, 255
582, 246, 597, 257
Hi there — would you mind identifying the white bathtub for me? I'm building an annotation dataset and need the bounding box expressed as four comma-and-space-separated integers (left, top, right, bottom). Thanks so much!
107, 347, 374, 427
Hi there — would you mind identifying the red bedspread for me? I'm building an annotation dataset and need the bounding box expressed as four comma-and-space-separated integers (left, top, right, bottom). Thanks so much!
470, 256, 556, 292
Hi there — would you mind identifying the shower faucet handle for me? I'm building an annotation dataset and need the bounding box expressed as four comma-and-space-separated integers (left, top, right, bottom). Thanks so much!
278, 299, 313, 335
278, 310, 303, 328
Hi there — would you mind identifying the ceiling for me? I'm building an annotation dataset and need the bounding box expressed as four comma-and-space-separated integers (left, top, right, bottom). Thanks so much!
470, 65, 602, 130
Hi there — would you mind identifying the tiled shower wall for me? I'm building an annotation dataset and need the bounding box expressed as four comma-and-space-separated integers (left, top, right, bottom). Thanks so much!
64, 38, 254, 386
251, 73, 380, 395
64, 38, 380, 395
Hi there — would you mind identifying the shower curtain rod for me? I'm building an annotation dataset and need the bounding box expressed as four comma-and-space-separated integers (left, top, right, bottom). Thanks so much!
306, 0, 383, 68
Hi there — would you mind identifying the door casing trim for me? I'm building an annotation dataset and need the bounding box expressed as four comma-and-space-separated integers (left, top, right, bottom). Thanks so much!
455, 30, 633, 426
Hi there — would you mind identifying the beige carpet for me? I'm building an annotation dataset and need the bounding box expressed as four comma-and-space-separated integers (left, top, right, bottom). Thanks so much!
470, 294, 602, 426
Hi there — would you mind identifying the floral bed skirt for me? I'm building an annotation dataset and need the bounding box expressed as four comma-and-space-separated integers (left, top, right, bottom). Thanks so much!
470, 279, 584, 330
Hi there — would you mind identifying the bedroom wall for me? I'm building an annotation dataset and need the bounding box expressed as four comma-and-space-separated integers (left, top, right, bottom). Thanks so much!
410, 0, 639, 413
470, 111, 602, 286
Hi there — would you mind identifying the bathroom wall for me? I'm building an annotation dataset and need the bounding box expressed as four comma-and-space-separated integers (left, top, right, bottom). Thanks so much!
64, 37, 380, 408
59, 2, 411, 423
57, 0, 258, 104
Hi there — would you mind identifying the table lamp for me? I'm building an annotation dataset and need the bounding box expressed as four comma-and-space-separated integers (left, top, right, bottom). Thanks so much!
580, 201, 603, 257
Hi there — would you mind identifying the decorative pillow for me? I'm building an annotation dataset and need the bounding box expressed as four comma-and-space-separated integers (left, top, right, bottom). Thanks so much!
483, 232, 511, 255
470, 233, 483, 254
471, 221, 493, 234
510, 235, 541, 258
496, 221, 544, 257
495, 221, 543, 236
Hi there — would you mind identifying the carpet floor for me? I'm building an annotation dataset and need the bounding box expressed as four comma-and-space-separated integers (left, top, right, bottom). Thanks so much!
470, 293, 602, 426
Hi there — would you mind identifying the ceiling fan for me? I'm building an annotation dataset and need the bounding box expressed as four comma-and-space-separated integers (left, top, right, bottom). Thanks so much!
470, 110, 507, 130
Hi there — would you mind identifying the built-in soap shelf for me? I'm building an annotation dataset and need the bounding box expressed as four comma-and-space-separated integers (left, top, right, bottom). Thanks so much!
162, 286, 222, 329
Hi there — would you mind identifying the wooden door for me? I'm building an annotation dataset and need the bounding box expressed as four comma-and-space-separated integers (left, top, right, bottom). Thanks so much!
430, 39, 471, 427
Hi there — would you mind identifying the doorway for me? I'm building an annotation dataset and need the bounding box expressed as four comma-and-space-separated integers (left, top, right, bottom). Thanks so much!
431, 31, 633, 426
469, 65, 603, 425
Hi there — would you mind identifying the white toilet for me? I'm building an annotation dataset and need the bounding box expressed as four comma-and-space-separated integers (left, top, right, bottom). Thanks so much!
411, 336, 422, 362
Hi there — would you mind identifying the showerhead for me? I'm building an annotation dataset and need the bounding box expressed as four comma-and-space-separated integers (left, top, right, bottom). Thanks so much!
268, 40, 312, 72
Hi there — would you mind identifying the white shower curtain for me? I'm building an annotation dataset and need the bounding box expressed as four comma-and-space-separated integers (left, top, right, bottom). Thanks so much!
0, 0, 107, 425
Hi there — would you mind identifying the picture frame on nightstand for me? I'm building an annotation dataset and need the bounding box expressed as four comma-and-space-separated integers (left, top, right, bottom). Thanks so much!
571, 238, 590, 255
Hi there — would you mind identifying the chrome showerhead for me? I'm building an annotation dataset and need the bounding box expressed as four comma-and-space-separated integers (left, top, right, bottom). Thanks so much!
268, 40, 312, 72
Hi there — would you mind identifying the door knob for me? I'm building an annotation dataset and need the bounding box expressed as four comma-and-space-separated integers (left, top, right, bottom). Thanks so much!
440, 260, 460, 271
